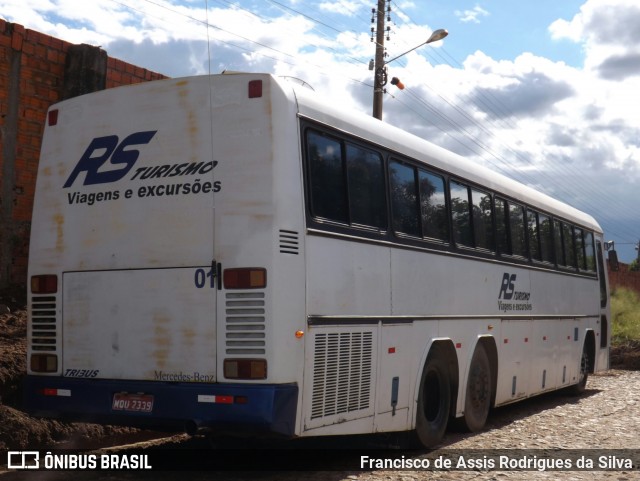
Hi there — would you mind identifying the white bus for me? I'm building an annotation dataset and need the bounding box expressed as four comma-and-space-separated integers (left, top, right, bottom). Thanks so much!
26, 72, 612, 447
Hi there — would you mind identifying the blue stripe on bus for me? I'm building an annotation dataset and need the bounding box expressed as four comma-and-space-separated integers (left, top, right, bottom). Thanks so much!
24, 376, 298, 437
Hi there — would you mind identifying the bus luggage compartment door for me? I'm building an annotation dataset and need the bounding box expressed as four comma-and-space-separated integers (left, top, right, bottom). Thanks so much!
62, 268, 217, 382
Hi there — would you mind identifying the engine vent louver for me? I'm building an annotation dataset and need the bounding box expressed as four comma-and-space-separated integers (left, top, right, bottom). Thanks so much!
310, 331, 373, 419
225, 292, 266, 355
31, 296, 57, 352
279, 229, 300, 255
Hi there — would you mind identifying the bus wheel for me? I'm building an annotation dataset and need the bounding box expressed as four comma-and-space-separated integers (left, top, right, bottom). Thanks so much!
460, 343, 491, 432
413, 354, 451, 448
569, 345, 589, 395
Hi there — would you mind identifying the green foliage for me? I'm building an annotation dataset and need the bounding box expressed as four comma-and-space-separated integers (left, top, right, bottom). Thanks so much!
629, 259, 640, 272
611, 287, 640, 342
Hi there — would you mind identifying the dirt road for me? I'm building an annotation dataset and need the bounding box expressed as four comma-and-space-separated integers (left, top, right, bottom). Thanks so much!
2, 369, 639, 480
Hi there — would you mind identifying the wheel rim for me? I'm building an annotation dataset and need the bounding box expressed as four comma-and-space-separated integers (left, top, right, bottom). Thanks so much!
578, 350, 588, 384
468, 364, 489, 410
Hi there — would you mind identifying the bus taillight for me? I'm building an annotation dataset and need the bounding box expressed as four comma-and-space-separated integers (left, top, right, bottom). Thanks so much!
30, 354, 58, 373
223, 268, 266, 289
31, 275, 58, 294
224, 359, 267, 380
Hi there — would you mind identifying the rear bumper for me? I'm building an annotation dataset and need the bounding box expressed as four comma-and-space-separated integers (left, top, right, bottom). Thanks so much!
24, 376, 298, 437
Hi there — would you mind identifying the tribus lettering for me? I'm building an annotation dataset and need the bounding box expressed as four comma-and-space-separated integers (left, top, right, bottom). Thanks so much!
63, 131, 157, 188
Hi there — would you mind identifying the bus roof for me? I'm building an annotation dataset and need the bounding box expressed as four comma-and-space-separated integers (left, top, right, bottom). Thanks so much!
285, 76, 602, 235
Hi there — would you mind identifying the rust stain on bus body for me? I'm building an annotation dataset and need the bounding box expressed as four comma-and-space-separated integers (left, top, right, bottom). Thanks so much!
53, 213, 64, 253
152, 312, 171, 369
176, 81, 200, 163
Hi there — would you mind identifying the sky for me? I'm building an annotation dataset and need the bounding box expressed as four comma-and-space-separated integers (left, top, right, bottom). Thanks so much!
2, 0, 640, 262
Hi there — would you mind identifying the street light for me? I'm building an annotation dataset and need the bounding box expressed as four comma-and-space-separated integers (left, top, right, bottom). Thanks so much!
372, 28, 448, 120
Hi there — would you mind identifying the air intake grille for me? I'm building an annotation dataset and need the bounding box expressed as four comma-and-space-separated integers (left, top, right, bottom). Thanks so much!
279, 229, 300, 255
31, 296, 57, 352
225, 292, 266, 355
310, 331, 373, 419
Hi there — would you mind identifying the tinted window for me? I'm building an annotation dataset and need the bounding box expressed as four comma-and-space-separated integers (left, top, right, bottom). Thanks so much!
389, 161, 420, 237
450, 181, 472, 247
307, 130, 386, 229
495, 198, 509, 255
575, 227, 585, 269
472, 189, 493, 250
346, 144, 386, 229
539, 214, 553, 263
554, 221, 564, 265
563, 223, 577, 267
527, 210, 540, 260
307, 131, 347, 222
509, 203, 526, 257
418, 170, 448, 241
584, 231, 596, 271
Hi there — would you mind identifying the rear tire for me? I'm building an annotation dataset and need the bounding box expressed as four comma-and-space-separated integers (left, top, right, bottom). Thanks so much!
568, 344, 589, 395
458, 344, 491, 432
413, 354, 451, 448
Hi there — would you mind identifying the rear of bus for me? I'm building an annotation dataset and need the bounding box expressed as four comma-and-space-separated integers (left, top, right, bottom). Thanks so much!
25, 73, 306, 437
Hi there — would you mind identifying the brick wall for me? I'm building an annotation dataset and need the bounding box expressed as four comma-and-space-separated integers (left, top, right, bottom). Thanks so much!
608, 262, 640, 295
0, 19, 167, 288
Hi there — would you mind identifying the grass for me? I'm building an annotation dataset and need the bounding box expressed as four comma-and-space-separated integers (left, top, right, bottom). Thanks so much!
611, 287, 640, 343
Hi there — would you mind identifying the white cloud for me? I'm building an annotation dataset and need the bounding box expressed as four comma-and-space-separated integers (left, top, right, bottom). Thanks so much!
2, 0, 640, 258
454, 5, 489, 24
318, 0, 361, 16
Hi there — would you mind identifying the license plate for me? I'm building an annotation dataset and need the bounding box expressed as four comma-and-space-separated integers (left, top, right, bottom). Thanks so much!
112, 393, 154, 413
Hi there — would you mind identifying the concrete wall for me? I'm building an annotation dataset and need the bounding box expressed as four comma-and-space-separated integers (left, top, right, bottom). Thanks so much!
0, 19, 167, 288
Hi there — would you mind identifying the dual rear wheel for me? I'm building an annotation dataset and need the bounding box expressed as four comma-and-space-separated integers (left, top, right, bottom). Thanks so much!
414, 344, 492, 448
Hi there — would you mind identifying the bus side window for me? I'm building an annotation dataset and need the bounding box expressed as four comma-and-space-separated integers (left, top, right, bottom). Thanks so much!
574, 227, 586, 270
495, 198, 509, 255
418, 170, 448, 242
307, 130, 348, 223
471, 188, 494, 251
345, 144, 386, 229
554, 220, 565, 266
450, 181, 472, 247
584, 231, 596, 271
563, 223, 577, 268
389, 160, 420, 237
538, 214, 554, 264
509, 202, 526, 257
306, 130, 387, 231
527, 209, 541, 261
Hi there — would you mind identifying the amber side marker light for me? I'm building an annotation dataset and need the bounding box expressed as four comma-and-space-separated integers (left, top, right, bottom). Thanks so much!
31, 275, 58, 294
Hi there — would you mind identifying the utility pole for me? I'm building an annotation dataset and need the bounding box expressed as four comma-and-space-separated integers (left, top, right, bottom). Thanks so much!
372, 0, 388, 120
370, 2, 448, 121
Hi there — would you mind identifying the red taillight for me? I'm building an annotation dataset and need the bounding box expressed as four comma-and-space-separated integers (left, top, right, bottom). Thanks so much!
48, 109, 59, 126
31, 275, 58, 294
224, 359, 267, 380
223, 268, 266, 289
248, 80, 262, 98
